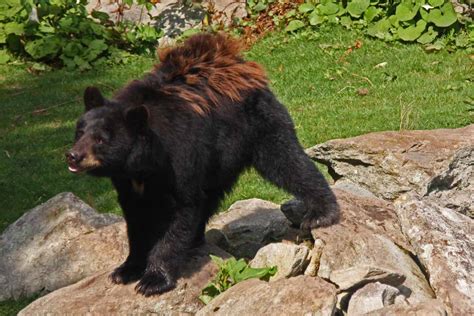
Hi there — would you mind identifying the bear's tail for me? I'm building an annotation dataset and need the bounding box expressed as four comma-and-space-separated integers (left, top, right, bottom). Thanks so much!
155, 33, 268, 114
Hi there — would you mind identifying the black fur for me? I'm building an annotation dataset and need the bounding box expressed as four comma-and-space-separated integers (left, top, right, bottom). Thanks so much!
68, 34, 339, 296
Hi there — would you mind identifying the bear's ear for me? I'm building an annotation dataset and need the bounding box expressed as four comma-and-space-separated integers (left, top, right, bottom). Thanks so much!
124, 105, 150, 132
84, 86, 104, 111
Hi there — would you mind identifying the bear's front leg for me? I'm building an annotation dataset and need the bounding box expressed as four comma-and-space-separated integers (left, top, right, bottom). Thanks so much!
110, 178, 152, 285
135, 204, 199, 296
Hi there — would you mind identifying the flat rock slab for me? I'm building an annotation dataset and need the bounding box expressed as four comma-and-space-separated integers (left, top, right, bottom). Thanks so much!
396, 194, 474, 315
311, 190, 433, 305
0, 192, 127, 300
364, 299, 447, 316
19, 244, 229, 315
206, 198, 291, 258
307, 124, 473, 201
197, 275, 337, 316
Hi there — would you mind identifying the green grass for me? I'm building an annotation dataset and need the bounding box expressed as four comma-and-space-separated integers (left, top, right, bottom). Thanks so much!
0, 26, 472, 312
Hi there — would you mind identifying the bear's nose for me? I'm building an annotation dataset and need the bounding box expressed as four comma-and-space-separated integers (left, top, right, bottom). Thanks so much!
66, 151, 84, 164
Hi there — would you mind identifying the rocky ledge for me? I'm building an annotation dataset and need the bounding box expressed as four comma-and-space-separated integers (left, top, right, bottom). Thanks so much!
0, 125, 472, 315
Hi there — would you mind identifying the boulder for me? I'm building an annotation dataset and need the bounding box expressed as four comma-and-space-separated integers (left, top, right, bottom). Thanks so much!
347, 282, 405, 316
0, 192, 127, 300
196, 275, 337, 316
19, 244, 229, 315
425, 146, 473, 218
396, 194, 474, 315
364, 299, 447, 316
250, 243, 310, 280
309, 190, 433, 305
307, 125, 474, 201
206, 199, 291, 258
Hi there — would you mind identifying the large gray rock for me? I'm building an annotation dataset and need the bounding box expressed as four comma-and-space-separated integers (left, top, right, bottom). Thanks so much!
206, 199, 291, 258
347, 282, 406, 316
364, 299, 447, 316
0, 193, 127, 300
396, 194, 474, 315
197, 276, 337, 316
19, 244, 229, 315
250, 242, 310, 280
307, 125, 474, 201
310, 190, 433, 305
425, 146, 473, 218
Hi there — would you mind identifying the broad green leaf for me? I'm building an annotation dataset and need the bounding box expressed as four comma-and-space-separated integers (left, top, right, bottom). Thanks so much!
428, 0, 444, 7
367, 18, 392, 39
4, 22, 24, 35
317, 2, 339, 15
309, 11, 324, 25
210, 254, 225, 268
39, 23, 55, 33
395, 1, 421, 21
285, 9, 296, 18
340, 16, 352, 28
88, 39, 107, 52
364, 6, 382, 23
389, 15, 400, 27
0, 50, 10, 64
237, 266, 277, 282
25, 36, 61, 59
397, 20, 427, 41
63, 42, 84, 57
347, 0, 370, 18
91, 10, 110, 22
426, 3, 458, 27
417, 26, 438, 43
285, 20, 305, 32
253, 2, 267, 12
299, 3, 315, 14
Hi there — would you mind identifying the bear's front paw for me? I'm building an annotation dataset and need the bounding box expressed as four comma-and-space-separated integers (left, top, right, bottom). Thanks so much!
110, 262, 145, 285
135, 268, 176, 296
300, 202, 340, 231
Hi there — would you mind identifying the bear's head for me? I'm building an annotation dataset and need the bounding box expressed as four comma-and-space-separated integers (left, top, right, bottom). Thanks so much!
66, 86, 151, 176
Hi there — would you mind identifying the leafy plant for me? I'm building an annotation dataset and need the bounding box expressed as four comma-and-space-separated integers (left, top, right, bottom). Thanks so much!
242, 0, 472, 50
199, 255, 277, 304
0, 0, 162, 69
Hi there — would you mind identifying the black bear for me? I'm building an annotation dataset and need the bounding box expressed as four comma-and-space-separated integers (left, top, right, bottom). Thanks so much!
66, 33, 339, 296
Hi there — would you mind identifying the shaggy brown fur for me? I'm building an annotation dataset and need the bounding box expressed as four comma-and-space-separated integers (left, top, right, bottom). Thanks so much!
154, 33, 269, 114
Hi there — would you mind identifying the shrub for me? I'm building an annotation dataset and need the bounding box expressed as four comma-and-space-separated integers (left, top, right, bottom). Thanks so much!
0, 0, 162, 70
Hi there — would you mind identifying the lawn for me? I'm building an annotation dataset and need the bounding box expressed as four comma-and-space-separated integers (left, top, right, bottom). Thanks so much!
0, 26, 472, 314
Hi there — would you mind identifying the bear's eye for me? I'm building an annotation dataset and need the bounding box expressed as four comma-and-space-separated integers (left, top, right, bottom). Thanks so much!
76, 131, 84, 139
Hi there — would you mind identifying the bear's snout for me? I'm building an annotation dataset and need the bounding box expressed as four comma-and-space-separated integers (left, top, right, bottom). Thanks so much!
66, 151, 85, 173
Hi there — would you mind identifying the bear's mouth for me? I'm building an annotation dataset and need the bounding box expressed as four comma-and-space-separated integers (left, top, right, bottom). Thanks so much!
67, 162, 86, 173
67, 160, 100, 174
